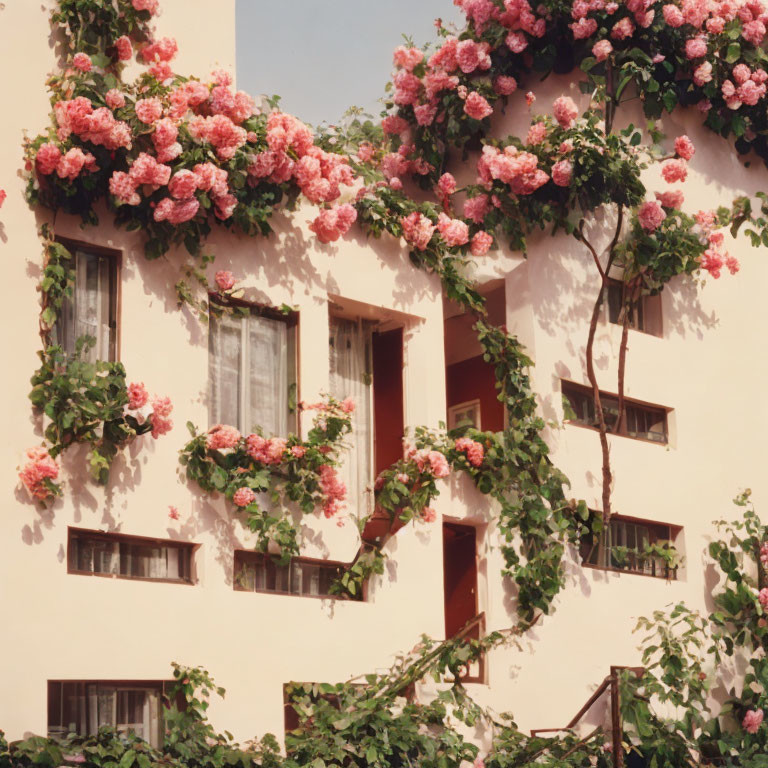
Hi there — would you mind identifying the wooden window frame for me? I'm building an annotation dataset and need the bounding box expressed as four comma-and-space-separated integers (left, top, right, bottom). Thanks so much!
47, 679, 176, 744
54, 237, 122, 362
603, 278, 663, 338
67, 527, 197, 585
580, 514, 681, 580
233, 550, 364, 601
208, 295, 300, 437
561, 380, 670, 446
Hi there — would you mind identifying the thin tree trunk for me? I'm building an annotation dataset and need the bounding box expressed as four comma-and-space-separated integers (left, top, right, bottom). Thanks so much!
615, 281, 635, 435
585, 279, 612, 521
581, 207, 623, 522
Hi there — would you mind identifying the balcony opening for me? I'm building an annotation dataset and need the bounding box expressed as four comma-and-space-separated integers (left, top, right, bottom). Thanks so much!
444, 282, 505, 432
329, 302, 405, 516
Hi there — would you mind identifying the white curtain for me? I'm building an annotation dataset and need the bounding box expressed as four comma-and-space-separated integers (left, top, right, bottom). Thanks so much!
57, 250, 113, 361
247, 315, 288, 436
329, 317, 373, 518
209, 313, 289, 435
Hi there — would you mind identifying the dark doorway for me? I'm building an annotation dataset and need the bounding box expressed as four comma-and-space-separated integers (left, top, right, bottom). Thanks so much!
442, 522, 478, 638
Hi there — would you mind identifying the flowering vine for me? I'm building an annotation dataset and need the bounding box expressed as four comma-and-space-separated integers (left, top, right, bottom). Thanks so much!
21, 231, 173, 503
179, 397, 356, 559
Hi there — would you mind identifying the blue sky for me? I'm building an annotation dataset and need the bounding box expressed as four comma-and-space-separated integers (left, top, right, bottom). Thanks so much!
235, 0, 463, 126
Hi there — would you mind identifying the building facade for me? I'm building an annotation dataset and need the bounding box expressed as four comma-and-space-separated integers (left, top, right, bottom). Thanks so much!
1, 0, 766, 750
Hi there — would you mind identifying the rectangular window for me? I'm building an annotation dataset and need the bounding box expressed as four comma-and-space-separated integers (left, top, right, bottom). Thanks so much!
208, 304, 298, 436
580, 516, 679, 579
561, 381, 668, 444
68, 529, 194, 584
47, 680, 170, 747
53, 245, 118, 361
328, 314, 404, 515
604, 279, 662, 337
233, 550, 357, 600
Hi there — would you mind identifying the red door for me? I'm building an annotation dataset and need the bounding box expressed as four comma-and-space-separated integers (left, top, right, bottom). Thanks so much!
372, 328, 404, 475
442, 522, 478, 638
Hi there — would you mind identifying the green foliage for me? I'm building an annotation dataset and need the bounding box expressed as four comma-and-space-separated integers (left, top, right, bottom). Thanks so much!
38, 226, 76, 339
52, 0, 154, 60
179, 398, 352, 560
28, 340, 154, 484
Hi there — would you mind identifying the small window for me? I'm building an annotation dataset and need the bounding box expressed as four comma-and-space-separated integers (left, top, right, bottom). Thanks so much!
53, 245, 118, 361
208, 303, 298, 435
68, 529, 195, 584
561, 381, 668, 445
580, 516, 680, 579
233, 551, 356, 600
47, 680, 171, 747
447, 399, 482, 431
604, 279, 662, 337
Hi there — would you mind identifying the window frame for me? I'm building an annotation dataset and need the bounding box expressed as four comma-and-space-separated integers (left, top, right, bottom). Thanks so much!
47, 679, 174, 746
54, 238, 121, 362
67, 527, 197, 586
603, 278, 663, 338
561, 380, 670, 446
233, 550, 363, 601
207, 295, 300, 437
580, 514, 681, 580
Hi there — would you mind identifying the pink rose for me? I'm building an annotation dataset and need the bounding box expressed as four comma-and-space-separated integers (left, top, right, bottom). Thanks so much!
73, 53, 92, 72
233, 487, 256, 507
637, 200, 666, 232
661, 159, 688, 183
127, 382, 149, 410
437, 213, 470, 247
470, 230, 493, 256
592, 40, 613, 61
464, 91, 493, 120
552, 159, 573, 187
215, 270, 236, 291
493, 75, 518, 95
743, 709, 764, 734
674, 135, 695, 161
553, 96, 579, 128
115, 36, 133, 61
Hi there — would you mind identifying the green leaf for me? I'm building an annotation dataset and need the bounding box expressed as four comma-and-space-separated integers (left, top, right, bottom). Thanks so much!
725, 43, 741, 63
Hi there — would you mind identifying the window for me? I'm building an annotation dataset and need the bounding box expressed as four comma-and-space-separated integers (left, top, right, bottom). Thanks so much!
604, 279, 662, 337
447, 399, 482, 431
47, 680, 171, 747
561, 381, 668, 444
208, 303, 297, 435
233, 550, 358, 600
328, 313, 404, 515
580, 516, 680, 579
68, 528, 195, 584
53, 244, 118, 361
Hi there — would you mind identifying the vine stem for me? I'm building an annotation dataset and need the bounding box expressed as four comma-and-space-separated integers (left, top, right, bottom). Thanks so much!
615, 278, 639, 434
581, 206, 623, 522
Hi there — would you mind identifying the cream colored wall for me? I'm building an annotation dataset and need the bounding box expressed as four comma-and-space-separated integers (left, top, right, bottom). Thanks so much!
2, 0, 766, 749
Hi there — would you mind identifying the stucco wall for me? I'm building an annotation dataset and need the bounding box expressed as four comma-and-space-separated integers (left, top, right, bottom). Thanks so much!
1, 0, 766, 749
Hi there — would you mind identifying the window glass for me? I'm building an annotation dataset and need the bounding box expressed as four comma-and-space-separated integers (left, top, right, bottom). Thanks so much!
209, 309, 296, 435
48, 682, 165, 748
68, 530, 192, 584
54, 248, 117, 362
562, 382, 668, 444
581, 517, 678, 579
234, 551, 351, 599
329, 317, 374, 516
